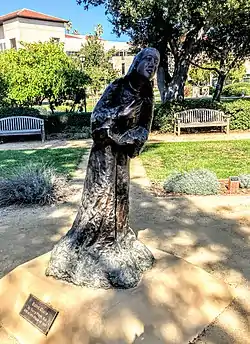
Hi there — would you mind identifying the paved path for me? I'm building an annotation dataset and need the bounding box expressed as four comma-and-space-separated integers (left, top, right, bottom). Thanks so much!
0, 139, 92, 151
130, 158, 250, 344
0, 326, 18, 344
1, 137, 250, 343
0, 130, 249, 151
149, 130, 250, 143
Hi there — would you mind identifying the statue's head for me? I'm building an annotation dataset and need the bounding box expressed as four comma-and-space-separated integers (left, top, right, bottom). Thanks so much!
128, 48, 160, 80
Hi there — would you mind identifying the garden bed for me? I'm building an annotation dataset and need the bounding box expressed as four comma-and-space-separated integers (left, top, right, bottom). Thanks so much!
149, 181, 250, 197
141, 140, 250, 197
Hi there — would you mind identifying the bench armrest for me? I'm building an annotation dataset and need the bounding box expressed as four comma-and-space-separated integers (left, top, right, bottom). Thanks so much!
174, 113, 181, 121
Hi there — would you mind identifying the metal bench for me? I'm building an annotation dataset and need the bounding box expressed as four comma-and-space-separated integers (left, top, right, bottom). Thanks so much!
0, 116, 45, 142
174, 108, 230, 136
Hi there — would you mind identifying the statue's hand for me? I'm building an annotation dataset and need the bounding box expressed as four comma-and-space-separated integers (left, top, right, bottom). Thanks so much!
92, 127, 113, 144
126, 140, 142, 158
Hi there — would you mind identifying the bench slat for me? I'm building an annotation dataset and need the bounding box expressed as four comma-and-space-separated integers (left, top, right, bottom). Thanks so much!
175, 108, 229, 136
0, 116, 45, 142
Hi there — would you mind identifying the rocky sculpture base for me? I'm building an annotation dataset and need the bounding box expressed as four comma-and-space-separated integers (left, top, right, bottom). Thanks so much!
45, 232, 154, 289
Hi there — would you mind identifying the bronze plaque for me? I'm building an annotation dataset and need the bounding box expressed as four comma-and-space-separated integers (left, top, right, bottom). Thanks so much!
20, 294, 59, 335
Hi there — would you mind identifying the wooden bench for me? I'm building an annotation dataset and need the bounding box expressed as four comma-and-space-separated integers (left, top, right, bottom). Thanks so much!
0, 116, 45, 142
174, 108, 230, 136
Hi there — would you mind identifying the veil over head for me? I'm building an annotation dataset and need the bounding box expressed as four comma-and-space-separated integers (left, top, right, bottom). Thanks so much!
127, 47, 160, 75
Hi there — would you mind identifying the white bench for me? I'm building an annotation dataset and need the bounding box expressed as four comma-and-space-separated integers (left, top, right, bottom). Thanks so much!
0, 116, 45, 142
174, 108, 230, 136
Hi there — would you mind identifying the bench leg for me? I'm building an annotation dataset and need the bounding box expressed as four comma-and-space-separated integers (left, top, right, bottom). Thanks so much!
41, 126, 45, 142
177, 125, 181, 136
226, 119, 230, 135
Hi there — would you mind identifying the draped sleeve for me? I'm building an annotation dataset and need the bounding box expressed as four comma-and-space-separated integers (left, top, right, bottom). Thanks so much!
91, 78, 154, 157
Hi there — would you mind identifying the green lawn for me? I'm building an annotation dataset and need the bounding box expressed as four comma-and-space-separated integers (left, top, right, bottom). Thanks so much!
0, 147, 87, 178
140, 140, 250, 181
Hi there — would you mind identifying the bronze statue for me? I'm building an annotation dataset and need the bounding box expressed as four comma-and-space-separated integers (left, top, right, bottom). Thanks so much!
46, 48, 160, 289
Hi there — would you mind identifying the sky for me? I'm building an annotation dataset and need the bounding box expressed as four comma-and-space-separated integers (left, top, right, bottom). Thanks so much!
1, 0, 129, 42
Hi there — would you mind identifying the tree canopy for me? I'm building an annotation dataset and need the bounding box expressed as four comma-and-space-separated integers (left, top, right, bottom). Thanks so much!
0, 73, 8, 106
0, 40, 89, 111
189, 62, 246, 87
78, 25, 118, 95
77, 0, 250, 102
200, 4, 250, 100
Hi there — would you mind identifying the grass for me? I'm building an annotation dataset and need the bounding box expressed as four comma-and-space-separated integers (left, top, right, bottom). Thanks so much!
140, 140, 250, 181
0, 147, 87, 178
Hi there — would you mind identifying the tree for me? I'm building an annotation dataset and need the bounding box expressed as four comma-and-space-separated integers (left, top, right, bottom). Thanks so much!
78, 25, 118, 95
77, 0, 207, 101
196, 4, 250, 101
65, 20, 73, 33
0, 47, 41, 107
190, 61, 246, 88
76, 0, 250, 103
73, 29, 80, 35
0, 72, 8, 106
0, 41, 89, 111
189, 63, 211, 87
227, 64, 246, 84
64, 66, 90, 111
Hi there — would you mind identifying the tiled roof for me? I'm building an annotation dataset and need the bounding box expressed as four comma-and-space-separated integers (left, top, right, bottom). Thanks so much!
65, 34, 83, 39
0, 9, 68, 24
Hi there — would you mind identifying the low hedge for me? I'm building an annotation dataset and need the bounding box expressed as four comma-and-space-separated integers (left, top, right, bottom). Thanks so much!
1, 98, 250, 135
222, 82, 250, 97
0, 107, 92, 134
44, 112, 92, 134
0, 106, 47, 118
163, 169, 220, 195
239, 174, 250, 189
223, 99, 250, 130
153, 98, 250, 132
0, 164, 67, 206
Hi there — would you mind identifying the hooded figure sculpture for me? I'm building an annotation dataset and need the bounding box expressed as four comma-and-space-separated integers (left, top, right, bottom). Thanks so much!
46, 48, 160, 289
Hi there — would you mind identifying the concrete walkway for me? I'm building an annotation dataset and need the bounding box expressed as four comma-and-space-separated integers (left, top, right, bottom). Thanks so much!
1, 137, 250, 343
0, 130, 249, 151
0, 139, 92, 151
130, 158, 250, 344
149, 130, 250, 143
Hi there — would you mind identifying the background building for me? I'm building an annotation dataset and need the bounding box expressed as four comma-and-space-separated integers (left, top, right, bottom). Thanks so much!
0, 9, 67, 50
0, 8, 134, 75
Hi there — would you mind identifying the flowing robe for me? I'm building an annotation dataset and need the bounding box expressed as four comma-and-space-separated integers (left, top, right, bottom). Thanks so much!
67, 75, 154, 248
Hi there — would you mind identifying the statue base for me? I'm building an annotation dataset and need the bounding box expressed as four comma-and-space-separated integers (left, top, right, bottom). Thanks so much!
0, 249, 233, 344
46, 232, 154, 289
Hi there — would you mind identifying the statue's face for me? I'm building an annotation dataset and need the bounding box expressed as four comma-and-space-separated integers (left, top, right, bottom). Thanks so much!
136, 53, 159, 80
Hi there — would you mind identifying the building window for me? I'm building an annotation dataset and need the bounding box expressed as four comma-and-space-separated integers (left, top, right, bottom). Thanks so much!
122, 63, 126, 75
66, 51, 78, 57
115, 50, 125, 57
10, 38, 17, 49
0, 43, 6, 51
51, 37, 60, 43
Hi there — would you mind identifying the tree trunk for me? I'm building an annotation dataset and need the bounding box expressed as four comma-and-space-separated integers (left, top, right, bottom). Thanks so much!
213, 73, 226, 102
49, 100, 55, 114
164, 58, 190, 102
156, 52, 173, 103
157, 66, 166, 102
